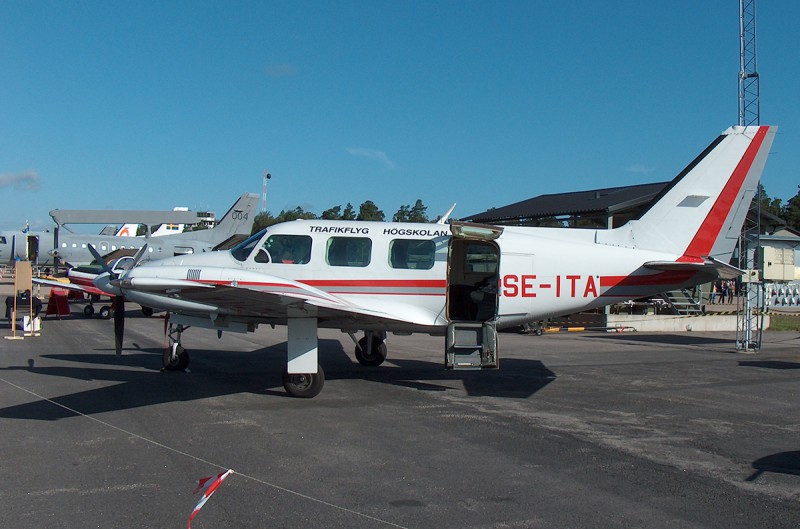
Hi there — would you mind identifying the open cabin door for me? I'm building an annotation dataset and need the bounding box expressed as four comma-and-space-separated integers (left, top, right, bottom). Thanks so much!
445, 222, 502, 370
27, 235, 39, 265
11, 234, 39, 263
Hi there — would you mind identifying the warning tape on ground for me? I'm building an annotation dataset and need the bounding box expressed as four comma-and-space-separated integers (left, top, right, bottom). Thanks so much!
691, 310, 800, 317
543, 325, 636, 333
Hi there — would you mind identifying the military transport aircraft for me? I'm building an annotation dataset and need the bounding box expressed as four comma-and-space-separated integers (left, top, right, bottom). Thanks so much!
92, 125, 776, 398
49, 193, 259, 267
0, 193, 258, 268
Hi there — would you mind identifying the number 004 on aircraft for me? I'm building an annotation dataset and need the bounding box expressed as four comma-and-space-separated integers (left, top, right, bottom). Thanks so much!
93, 125, 776, 397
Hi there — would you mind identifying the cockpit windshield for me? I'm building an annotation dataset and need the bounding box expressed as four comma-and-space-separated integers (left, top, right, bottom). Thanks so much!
231, 229, 267, 261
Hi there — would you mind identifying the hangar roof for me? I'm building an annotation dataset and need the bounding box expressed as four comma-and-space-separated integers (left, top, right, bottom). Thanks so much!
462, 182, 668, 224
462, 180, 788, 234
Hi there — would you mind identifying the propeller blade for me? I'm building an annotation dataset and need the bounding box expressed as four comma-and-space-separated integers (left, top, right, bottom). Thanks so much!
113, 296, 125, 355
131, 244, 149, 267
88, 244, 114, 275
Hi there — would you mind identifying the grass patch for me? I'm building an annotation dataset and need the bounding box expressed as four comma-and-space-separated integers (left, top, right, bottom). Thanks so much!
768, 314, 800, 331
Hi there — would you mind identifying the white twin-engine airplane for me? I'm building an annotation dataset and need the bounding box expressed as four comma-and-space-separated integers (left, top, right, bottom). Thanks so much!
93, 125, 776, 398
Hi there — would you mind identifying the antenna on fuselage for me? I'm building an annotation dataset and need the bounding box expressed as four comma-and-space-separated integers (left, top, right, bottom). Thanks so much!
437, 204, 456, 224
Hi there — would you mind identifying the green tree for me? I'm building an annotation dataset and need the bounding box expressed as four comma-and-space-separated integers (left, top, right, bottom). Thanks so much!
342, 203, 356, 220
356, 200, 385, 221
322, 203, 358, 220
393, 204, 411, 222
321, 205, 343, 220
756, 184, 783, 217
393, 199, 429, 223
275, 206, 317, 223
784, 187, 800, 231
250, 207, 317, 234
251, 211, 274, 234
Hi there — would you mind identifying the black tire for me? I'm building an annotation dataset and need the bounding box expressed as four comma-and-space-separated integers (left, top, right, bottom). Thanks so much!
282, 365, 325, 398
163, 343, 190, 371
99, 306, 112, 320
83, 305, 95, 318
355, 336, 387, 366
141, 306, 154, 317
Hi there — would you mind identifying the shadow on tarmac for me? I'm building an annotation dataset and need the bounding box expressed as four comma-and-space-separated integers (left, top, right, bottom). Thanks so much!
746, 451, 800, 481
582, 333, 735, 346
739, 360, 800, 370
0, 339, 556, 421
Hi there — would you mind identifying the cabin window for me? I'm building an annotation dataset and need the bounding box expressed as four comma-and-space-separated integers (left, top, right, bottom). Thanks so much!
231, 229, 265, 261
0, 236, 6, 244
264, 234, 312, 264
465, 243, 499, 273
389, 239, 435, 270
326, 237, 371, 267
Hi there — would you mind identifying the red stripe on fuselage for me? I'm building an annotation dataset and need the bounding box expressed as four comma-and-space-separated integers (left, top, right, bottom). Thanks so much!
600, 270, 697, 288
192, 278, 446, 297
300, 279, 446, 288
678, 126, 768, 262
302, 279, 446, 296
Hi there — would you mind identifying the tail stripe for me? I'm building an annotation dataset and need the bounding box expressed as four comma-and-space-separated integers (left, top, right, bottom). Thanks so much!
677, 126, 769, 262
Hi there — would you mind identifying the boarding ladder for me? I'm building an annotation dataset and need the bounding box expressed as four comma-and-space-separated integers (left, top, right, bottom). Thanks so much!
660, 289, 703, 315
445, 321, 499, 370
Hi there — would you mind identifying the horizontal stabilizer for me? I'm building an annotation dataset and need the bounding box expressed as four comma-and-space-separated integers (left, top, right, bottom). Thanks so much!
644, 257, 744, 280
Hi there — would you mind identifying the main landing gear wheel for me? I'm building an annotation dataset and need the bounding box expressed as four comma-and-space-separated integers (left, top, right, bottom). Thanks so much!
282, 365, 325, 398
163, 343, 190, 371
99, 305, 112, 320
141, 306, 154, 317
355, 336, 387, 366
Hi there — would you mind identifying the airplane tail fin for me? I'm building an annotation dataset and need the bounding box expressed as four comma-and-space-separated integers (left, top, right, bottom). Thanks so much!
150, 223, 184, 236
195, 193, 259, 242
115, 223, 140, 237
600, 125, 776, 264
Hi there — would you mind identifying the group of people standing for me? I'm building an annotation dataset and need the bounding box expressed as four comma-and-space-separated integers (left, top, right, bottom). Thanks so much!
708, 279, 737, 305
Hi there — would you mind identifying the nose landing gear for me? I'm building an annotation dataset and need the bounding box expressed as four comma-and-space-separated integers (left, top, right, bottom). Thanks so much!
163, 323, 190, 371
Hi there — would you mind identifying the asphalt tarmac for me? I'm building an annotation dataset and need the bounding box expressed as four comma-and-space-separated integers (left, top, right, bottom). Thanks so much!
1, 297, 799, 528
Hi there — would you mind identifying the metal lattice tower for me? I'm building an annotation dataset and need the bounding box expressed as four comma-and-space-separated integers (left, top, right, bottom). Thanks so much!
735, 0, 763, 351
738, 0, 760, 127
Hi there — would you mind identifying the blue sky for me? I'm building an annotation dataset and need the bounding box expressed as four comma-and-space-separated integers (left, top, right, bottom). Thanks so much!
2, 1, 798, 231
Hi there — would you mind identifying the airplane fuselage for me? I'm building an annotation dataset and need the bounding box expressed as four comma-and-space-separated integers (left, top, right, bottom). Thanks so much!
0, 230, 54, 267
116, 219, 706, 334
51, 231, 220, 267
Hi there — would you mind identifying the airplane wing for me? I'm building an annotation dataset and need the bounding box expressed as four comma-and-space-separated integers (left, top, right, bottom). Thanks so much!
119, 275, 442, 329
32, 277, 111, 297
643, 257, 744, 280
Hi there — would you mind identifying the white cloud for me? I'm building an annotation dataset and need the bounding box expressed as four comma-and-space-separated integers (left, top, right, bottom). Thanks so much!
346, 148, 396, 170
0, 170, 40, 191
